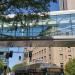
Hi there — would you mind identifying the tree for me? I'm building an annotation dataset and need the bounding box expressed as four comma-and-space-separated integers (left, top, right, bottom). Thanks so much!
0, 0, 57, 24
0, 0, 57, 14
65, 59, 75, 75
0, 0, 57, 22
0, 60, 4, 74
12, 62, 26, 72
0, 0, 57, 38
0, 60, 4, 70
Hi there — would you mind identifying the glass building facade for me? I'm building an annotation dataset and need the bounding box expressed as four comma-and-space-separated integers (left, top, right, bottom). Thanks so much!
0, 10, 75, 39
44, 10, 75, 36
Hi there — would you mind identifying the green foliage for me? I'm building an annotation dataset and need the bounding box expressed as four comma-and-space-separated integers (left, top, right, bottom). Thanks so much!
65, 59, 75, 75
0, 0, 57, 29
0, 0, 57, 14
0, 60, 4, 70
12, 62, 26, 72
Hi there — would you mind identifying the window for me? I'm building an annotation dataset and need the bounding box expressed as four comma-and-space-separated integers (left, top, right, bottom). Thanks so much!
49, 54, 51, 60
44, 56, 46, 59
68, 48, 71, 52
68, 55, 72, 60
68, 55, 71, 56
39, 51, 41, 55
44, 56, 46, 61
60, 54, 63, 60
41, 57, 43, 59
60, 63, 64, 68
44, 49, 46, 53
44, 48, 46, 50
42, 50, 43, 54
35, 53, 36, 57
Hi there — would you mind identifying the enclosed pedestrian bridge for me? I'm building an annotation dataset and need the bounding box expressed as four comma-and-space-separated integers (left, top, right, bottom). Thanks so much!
0, 10, 75, 47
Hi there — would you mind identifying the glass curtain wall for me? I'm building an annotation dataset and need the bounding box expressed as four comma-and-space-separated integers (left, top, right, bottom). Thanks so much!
0, 13, 75, 39
44, 13, 75, 36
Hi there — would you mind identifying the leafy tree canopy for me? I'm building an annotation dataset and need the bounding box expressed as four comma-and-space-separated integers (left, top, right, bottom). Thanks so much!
0, 0, 57, 14
12, 62, 26, 72
65, 59, 75, 75
0, 0, 57, 28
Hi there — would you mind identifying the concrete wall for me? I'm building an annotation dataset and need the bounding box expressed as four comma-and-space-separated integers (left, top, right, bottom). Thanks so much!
59, 0, 75, 10
24, 47, 75, 68
67, 0, 75, 10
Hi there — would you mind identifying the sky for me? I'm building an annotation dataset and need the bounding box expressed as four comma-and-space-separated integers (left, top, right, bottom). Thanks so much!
6, 1, 59, 69
50, 1, 59, 11
8, 47, 24, 69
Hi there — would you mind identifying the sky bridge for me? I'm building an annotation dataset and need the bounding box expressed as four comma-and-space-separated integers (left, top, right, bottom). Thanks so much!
0, 10, 75, 47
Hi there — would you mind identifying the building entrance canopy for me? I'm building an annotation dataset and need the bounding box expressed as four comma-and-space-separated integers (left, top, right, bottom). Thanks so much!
0, 10, 75, 47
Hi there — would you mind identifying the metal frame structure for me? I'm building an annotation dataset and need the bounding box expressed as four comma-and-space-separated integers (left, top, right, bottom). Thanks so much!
0, 10, 75, 39
0, 10, 75, 47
